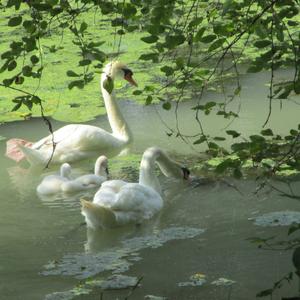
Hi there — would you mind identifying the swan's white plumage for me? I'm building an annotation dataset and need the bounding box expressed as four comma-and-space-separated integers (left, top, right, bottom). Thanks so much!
36, 163, 72, 195
81, 147, 189, 229
7, 61, 135, 165
61, 156, 108, 193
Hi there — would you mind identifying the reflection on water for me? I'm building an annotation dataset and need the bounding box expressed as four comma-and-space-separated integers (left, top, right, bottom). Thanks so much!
0, 70, 300, 300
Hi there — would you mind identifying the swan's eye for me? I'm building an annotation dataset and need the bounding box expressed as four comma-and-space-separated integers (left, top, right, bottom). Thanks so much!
122, 68, 133, 77
122, 68, 138, 87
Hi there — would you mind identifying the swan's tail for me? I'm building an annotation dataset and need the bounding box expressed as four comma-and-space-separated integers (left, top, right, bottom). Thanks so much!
18, 144, 46, 165
6, 138, 33, 162
80, 199, 117, 229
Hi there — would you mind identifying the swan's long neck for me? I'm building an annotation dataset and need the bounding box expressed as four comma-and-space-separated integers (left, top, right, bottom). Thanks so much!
138, 147, 184, 195
138, 149, 162, 195
101, 73, 132, 143
94, 161, 107, 178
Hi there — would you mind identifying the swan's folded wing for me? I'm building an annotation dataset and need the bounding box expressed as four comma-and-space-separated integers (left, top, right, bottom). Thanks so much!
111, 183, 163, 217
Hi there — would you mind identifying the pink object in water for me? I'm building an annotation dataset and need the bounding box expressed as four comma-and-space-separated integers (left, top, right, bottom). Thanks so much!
6, 138, 33, 162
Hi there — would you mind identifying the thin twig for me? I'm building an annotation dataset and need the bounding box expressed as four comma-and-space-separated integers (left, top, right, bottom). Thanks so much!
124, 276, 143, 300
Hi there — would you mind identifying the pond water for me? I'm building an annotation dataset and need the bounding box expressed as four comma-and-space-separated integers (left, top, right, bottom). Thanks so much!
0, 70, 300, 300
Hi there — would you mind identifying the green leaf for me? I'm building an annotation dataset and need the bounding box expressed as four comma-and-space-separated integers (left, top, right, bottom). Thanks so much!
287, 20, 298, 26
11, 101, 22, 111
139, 53, 159, 62
23, 20, 36, 33
226, 130, 240, 138
214, 136, 226, 141
79, 22, 88, 33
200, 34, 216, 43
165, 34, 185, 49
23, 37, 37, 52
22, 65, 32, 76
7, 60, 17, 71
160, 66, 174, 76
31, 95, 41, 104
254, 40, 272, 48
30, 55, 39, 64
215, 158, 235, 173
194, 27, 206, 42
208, 38, 226, 52
78, 59, 91, 66
233, 168, 243, 179
208, 142, 219, 149
15, 76, 24, 84
261, 129, 273, 136
145, 95, 152, 105
193, 136, 207, 144
68, 80, 85, 90
249, 135, 265, 143
66, 70, 80, 77
188, 17, 203, 28
102, 76, 114, 94
247, 65, 263, 73
175, 57, 184, 69
162, 101, 171, 110
133, 90, 143, 95
141, 35, 158, 44
290, 129, 298, 136
123, 3, 137, 18
8, 16, 22, 27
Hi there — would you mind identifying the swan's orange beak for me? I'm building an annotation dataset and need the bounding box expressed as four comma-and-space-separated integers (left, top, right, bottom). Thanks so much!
124, 73, 138, 87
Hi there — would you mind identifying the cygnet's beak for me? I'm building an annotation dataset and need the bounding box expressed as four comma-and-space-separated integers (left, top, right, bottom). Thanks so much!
124, 73, 138, 87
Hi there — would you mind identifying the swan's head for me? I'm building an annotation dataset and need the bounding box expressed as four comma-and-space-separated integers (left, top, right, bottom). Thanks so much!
95, 155, 109, 177
144, 147, 191, 181
60, 163, 72, 179
103, 61, 137, 86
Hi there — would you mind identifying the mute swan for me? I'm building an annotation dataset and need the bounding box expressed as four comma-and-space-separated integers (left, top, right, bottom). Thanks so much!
36, 163, 72, 195
6, 61, 137, 165
81, 147, 190, 229
61, 156, 109, 193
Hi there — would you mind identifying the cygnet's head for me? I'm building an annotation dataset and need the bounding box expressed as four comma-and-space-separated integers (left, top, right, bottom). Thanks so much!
95, 155, 109, 177
60, 163, 72, 178
103, 61, 137, 86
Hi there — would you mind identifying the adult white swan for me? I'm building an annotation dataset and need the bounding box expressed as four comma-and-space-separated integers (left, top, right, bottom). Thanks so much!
61, 156, 109, 193
36, 163, 72, 195
81, 147, 190, 229
6, 61, 137, 165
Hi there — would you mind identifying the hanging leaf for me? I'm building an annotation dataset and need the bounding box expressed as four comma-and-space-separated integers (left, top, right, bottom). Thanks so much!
193, 135, 207, 144
254, 40, 272, 48
161, 65, 174, 76
162, 101, 171, 110
261, 129, 273, 136
200, 34, 216, 43
208, 38, 226, 52
103, 76, 114, 94
8, 16, 22, 27
68, 80, 85, 89
66, 70, 80, 77
145, 95, 153, 105
226, 130, 240, 138
141, 35, 159, 44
